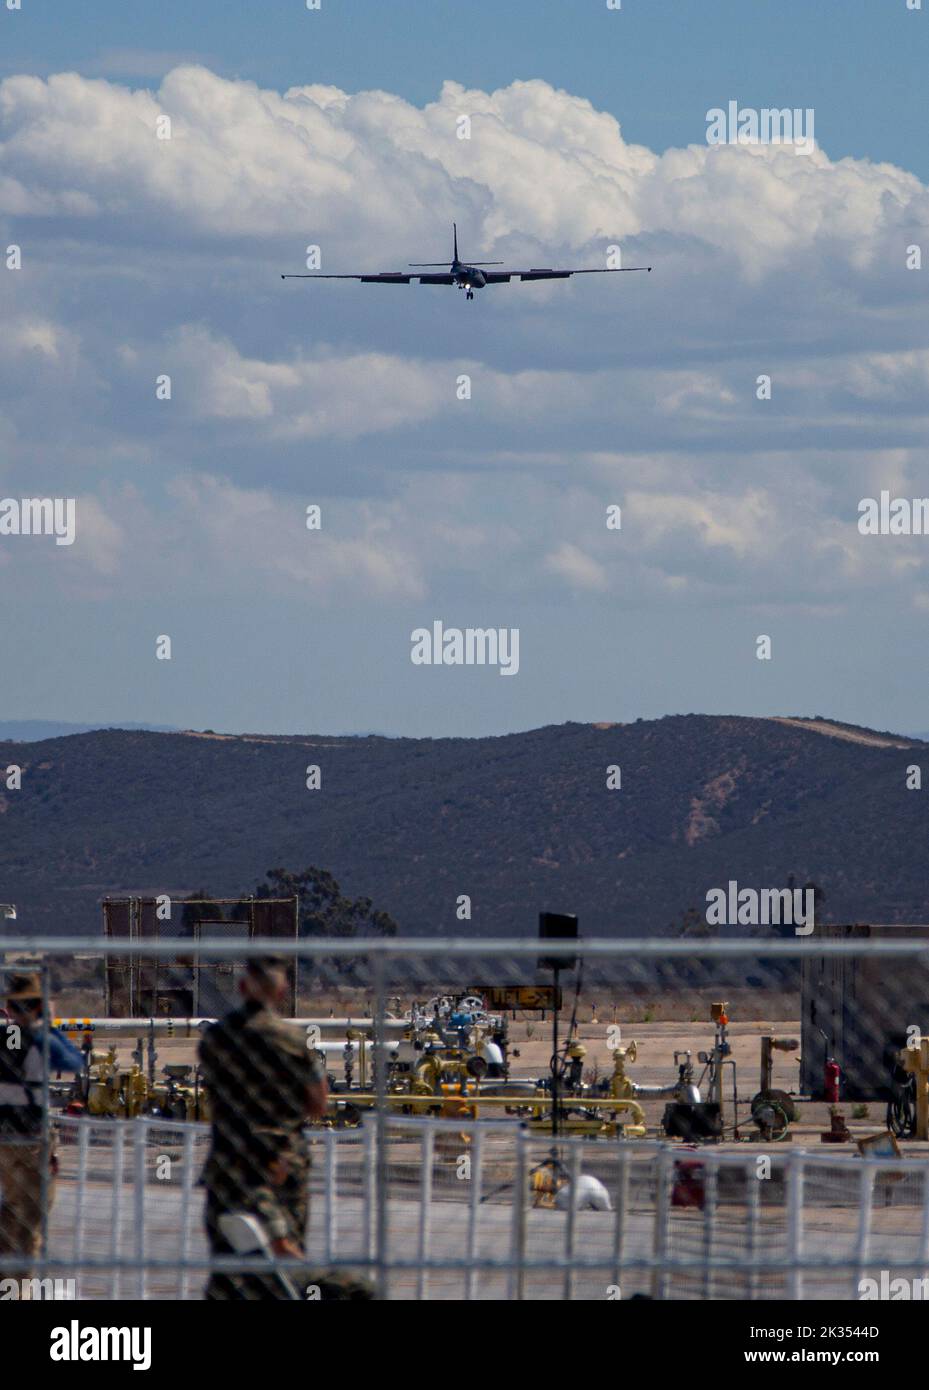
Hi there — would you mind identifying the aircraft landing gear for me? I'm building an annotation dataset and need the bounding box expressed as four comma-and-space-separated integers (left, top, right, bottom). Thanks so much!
466, 289, 474, 300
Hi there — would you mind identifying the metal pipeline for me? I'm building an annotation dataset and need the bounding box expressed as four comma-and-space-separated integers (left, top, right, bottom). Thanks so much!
55, 1016, 409, 1034
633, 1082, 703, 1104
610, 1098, 647, 1129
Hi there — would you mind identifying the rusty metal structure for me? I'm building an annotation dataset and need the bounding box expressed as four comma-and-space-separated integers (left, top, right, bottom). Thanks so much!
801, 923, 929, 1099
102, 896, 298, 1017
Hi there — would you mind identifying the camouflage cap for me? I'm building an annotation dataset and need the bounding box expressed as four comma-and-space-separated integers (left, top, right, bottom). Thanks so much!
5, 971, 42, 1002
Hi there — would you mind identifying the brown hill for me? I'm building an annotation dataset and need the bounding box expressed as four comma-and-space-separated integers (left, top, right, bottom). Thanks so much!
1, 714, 927, 939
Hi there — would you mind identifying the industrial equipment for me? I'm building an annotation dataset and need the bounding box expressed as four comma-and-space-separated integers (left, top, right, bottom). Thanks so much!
74, 1043, 211, 1121
530, 1032, 647, 1138
51, 987, 755, 1148
886, 1044, 917, 1139
902, 1035, 929, 1141
800, 923, 929, 1100
821, 1107, 852, 1143
660, 1003, 735, 1141
750, 1035, 798, 1141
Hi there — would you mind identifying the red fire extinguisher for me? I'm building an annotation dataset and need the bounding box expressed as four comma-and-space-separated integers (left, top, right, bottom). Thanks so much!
824, 1057, 841, 1103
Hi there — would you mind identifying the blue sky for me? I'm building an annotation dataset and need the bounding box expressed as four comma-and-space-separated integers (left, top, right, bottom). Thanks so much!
1, 0, 928, 737
3, 0, 926, 176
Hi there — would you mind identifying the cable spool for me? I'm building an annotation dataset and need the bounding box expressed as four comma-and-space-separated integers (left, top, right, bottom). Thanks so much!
750, 1088, 795, 1140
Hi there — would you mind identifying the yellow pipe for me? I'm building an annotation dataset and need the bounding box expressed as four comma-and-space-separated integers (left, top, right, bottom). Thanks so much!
327, 1093, 647, 1120
606, 1097, 646, 1128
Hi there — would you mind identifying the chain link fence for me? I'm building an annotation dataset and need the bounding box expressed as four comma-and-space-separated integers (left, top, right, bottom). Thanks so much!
3, 935, 929, 1300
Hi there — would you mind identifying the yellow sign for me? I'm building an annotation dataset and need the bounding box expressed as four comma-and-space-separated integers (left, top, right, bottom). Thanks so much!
476, 986, 561, 1011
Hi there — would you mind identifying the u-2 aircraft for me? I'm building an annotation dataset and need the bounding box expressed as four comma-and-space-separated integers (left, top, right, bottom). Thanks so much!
282, 224, 651, 300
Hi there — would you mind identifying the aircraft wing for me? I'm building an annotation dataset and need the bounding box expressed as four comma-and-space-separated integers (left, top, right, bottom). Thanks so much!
281, 272, 413, 284
281, 265, 651, 286
282, 272, 462, 285
514, 266, 651, 281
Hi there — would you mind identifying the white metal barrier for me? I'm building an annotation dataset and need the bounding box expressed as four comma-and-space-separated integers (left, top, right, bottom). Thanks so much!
17, 1114, 929, 1300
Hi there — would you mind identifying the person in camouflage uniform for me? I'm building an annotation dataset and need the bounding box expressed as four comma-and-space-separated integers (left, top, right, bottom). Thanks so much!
241, 1128, 374, 1300
198, 956, 328, 1300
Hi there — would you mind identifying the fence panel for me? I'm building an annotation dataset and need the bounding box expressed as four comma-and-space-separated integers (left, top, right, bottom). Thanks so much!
4, 935, 929, 1300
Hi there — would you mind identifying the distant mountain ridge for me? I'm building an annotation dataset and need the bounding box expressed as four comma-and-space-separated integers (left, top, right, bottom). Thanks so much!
1, 714, 927, 938
0, 720, 178, 741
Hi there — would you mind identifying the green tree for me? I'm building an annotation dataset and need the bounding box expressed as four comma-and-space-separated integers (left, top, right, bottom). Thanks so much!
181, 889, 225, 934
253, 866, 398, 940
670, 905, 713, 939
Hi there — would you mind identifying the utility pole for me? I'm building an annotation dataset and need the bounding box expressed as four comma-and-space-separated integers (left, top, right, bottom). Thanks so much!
538, 912, 579, 1143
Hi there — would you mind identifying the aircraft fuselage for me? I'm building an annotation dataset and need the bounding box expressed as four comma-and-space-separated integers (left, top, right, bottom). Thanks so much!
453, 262, 486, 293
453, 264, 489, 303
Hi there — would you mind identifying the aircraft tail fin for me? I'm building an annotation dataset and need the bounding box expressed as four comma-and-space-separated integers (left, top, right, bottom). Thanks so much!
409, 222, 462, 268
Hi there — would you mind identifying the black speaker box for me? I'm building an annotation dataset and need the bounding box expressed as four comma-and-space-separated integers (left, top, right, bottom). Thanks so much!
538, 911, 578, 971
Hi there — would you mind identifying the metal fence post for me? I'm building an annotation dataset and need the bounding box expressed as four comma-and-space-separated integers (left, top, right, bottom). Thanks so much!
373, 952, 389, 1300
745, 1154, 760, 1300
363, 1119, 377, 1266
563, 1142, 581, 1300
323, 1126, 337, 1268
40, 962, 52, 1273
110, 1122, 126, 1299
611, 1141, 630, 1297
854, 1161, 875, 1298
179, 1124, 197, 1299
134, 1116, 147, 1300
416, 1124, 434, 1300
702, 1154, 718, 1300
652, 1146, 672, 1299
786, 1147, 804, 1301
466, 1126, 484, 1301
921, 1167, 929, 1282
74, 1119, 90, 1298
508, 1125, 528, 1300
